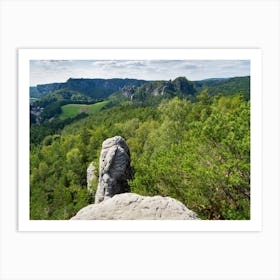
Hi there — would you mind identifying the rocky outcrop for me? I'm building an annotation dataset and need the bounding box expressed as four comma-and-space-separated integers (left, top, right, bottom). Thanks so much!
71, 136, 200, 220
71, 193, 199, 220
87, 162, 96, 194
95, 136, 133, 204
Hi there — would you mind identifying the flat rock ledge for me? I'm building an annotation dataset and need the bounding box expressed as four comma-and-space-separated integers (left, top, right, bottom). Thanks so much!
71, 193, 200, 220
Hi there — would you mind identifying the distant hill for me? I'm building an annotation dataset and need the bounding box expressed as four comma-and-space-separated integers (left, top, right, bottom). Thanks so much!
30, 75, 250, 126
30, 78, 148, 99
30, 76, 250, 102
194, 76, 250, 100
36, 82, 64, 96
112, 76, 197, 106
110, 76, 250, 106
40, 89, 95, 103
30, 86, 41, 98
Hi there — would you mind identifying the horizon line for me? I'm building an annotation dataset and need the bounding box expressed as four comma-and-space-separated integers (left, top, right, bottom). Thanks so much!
30, 75, 250, 87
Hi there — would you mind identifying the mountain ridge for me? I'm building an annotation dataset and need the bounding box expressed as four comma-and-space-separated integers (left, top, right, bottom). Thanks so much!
31, 76, 250, 102
31, 78, 148, 99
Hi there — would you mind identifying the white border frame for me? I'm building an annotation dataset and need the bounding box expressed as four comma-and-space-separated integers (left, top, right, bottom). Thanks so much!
18, 48, 262, 232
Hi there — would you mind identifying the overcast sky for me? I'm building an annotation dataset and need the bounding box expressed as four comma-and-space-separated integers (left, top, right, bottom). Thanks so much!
30, 60, 250, 86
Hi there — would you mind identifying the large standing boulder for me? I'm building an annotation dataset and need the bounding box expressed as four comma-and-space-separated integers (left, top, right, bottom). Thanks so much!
71, 193, 200, 220
95, 136, 133, 204
70, 135, 200, 220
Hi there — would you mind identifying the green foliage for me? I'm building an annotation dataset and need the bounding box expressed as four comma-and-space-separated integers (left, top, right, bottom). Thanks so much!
30, 88, 250, 220
30, 113, 89, 145
195, 76, 250, 100
30, 134, 94, 220
108, 76, 250, 110
41, 89, 93, 103
129, 94, 250, 219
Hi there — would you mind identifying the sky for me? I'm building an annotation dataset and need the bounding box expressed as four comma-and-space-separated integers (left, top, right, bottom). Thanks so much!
30, 60, 250, 86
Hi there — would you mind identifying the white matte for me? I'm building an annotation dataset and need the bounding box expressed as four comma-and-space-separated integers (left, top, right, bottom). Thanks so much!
0, 0, 279, 280
17, 48, 262, 232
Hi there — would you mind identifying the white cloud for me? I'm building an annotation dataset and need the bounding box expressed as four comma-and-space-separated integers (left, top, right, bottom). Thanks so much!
30, 60, 250, 86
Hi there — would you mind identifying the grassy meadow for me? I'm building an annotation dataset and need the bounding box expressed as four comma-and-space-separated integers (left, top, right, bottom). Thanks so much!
60, 101, 109, 120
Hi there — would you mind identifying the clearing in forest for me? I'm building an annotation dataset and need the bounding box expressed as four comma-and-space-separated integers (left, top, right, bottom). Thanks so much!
60, 101, 109, 119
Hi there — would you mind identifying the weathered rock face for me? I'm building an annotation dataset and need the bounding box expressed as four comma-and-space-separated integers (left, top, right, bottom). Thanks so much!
70, 135, 200, 220
95, 136, 133, 204
87, 162, 96, 194
71, 193, 200, 220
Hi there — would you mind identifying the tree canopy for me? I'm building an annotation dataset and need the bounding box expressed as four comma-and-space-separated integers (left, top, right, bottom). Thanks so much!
30, 90, 250, 220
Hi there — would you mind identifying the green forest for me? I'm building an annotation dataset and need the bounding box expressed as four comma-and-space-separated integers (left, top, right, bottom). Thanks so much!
30, 76, 250, 220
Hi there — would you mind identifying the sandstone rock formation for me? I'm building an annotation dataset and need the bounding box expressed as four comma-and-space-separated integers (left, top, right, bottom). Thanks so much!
87, 162, 96, 194
95, 136, 133, 204
70, 135, 200, 220
71, 193, 199, 220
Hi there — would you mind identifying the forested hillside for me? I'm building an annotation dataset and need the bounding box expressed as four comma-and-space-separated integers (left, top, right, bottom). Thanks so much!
194, 76, 250, 100
30, 76, 250, 220
31, 78, 148, 99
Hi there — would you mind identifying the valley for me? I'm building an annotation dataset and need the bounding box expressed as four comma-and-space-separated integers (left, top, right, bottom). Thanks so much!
29, 75, 250, 220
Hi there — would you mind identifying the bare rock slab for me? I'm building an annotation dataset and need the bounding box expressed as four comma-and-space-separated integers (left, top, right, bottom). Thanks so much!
71, 193, 200, 220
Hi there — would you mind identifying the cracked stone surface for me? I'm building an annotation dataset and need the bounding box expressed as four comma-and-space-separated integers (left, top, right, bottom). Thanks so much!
71, 193, 200, 220
95, 136, 132, 204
